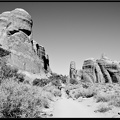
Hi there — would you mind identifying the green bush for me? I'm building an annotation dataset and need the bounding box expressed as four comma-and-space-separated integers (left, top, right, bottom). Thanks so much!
48, 74, 62, 89
0, 61, 62, 118
0, 65, 18, 79
65, 83, 95, 99
0, 64, 25, 83
33, 78, 50, 87
0, 78, 51, 118
69, 78, 79, 85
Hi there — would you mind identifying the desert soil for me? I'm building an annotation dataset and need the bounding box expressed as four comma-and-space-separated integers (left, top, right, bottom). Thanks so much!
52, 88, 120, 118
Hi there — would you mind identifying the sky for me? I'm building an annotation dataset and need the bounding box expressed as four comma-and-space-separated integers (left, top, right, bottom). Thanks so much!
0, 2, 120, 75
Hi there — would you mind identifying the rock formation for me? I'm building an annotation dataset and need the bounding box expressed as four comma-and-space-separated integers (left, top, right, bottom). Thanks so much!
82, 58, 105, 83
69, 61, 77, 79
0, 8, 51, 77
96, 56, 120, 83
69, 55, 120, 84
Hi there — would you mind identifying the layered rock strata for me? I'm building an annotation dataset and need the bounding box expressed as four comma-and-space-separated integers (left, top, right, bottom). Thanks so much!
69, 55, 120, 84
0, 8, 51, 77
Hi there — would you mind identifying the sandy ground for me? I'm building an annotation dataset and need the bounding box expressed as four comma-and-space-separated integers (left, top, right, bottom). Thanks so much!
52, 88, 120, 118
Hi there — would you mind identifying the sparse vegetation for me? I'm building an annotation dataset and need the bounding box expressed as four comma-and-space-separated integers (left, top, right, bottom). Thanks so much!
2, 60, 120, 117
108, 95, 120, 107
0, 78, 46, 118
65, 77, 95, 99
95, 104, 112, 113
0, 62, 25, 83
0, 63, 62, 118
92, 83, 120, 107
69, 78, 79, 85
65, 77, 120, 110
49, 73, 61, 86
94, 92, 114, 103
60, 75, 68, 84
33, 78, 50, 87
65, 84, 95, 99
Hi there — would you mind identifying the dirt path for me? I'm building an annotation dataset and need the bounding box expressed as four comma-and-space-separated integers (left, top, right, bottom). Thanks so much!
52, 88, 118, 118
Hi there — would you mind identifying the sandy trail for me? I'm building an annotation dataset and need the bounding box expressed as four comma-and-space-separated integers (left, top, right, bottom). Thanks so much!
52, 88, 110, 118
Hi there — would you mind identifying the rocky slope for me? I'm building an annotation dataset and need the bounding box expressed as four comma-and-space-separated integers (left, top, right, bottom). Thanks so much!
0, 8, 51, 79
69, 54, 120, 84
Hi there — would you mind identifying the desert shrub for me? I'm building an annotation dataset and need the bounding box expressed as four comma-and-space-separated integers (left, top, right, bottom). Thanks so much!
74, 93, 81, 99
65, 83, 95, 99
0, 64, 25, 83
0, 65, 18, 79
94, 92, 114, 103
65, 79, 96, 99
52, 88, 61, 97
60, 75, 67, 84
48, 73, 68, 89
81, 81, 93, 88
33, 78, 50, 87
108, 95, 120, 107
48, 73, 62, 89
0, 48, 10, 57
51, 79, 61, 87
43, 83, 62, 99
64, 83, 81, 97
74, 87, 94, 99
93, 83, 120, 103
82, 87, 95, 98
69, 78, 79, 85
0, 78, 51, 118
69, 89, 81, 99
15, 73, 25, 82
95, 104, 112, 113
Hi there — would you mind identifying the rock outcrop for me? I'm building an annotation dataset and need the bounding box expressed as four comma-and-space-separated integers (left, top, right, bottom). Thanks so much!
82, 58, 105, 83
69, 55, 120, 84
0, 8, 51, 77
96, 56, 120, 83
69, 61, 77, 79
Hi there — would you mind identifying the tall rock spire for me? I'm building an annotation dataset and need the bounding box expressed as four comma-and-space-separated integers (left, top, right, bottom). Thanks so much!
69, 61, 77, 79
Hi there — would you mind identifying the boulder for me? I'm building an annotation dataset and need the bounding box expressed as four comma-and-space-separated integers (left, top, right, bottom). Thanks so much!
0, 8, 51, 76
